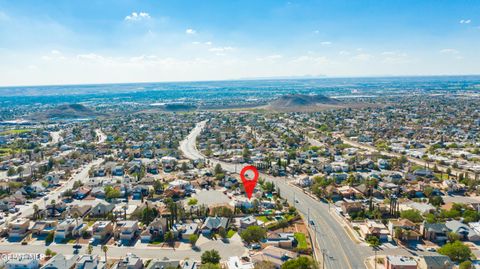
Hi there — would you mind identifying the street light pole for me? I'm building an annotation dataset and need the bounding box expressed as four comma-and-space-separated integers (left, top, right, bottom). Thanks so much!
307, 208, 310, 223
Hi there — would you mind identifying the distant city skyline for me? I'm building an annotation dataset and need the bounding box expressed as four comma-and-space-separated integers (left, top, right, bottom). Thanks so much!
0, 0, 479, 86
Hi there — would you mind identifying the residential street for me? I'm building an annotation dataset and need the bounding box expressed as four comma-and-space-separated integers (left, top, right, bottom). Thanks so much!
180, 120, 373, 269
1, 158, 104, 229
0, 235, 247, 260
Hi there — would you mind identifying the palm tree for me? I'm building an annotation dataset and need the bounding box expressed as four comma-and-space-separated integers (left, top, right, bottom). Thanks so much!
33, 204, 39, 221
87, 244, 93, 255
50, 199, 56, 218
101, 245, 108, 263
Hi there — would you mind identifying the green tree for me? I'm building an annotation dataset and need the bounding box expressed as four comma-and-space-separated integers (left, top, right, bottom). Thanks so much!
201, 250, 221, 264
188, 198, 198, 206
218, 227, 227, 239
448, 232, 461, 243
276, 219, 289, 232
7, 167, 16, 176
101, 245, 108, 263
400, 209, 423, 223
164, 231, 175, 248
429, 196, 444, 207
181, 162, 188, 172
281, 256, 316, 269
459, 260, 472, 269
45, 248, 56, 257
438, 240, 472, 262
366, 235, 381, 248
214, 164, 222, 175
189, 234, 199, 246
240, 225, 266, 244
45, 231, 54, 245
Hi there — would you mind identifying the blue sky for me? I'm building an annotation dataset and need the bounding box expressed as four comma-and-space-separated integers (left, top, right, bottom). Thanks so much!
0, 0, 479, 86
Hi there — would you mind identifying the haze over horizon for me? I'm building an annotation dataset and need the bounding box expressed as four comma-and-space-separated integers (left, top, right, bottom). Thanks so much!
1, 0, 479, 86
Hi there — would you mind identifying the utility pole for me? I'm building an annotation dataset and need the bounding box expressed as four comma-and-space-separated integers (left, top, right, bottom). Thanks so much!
322, 249, 327, 269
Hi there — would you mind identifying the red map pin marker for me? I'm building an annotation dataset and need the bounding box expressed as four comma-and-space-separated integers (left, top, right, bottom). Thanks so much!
240, 165, 259, 199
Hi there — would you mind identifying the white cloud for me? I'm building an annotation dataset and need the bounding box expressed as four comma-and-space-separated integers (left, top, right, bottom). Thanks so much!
209, 46, 235, 53
51, 50, 61, 55
125, 12, 151, 21
320, 41, 332, 46
256, 54, 283, 62
351, 53, 373, 61
186, 28, 197, 35
76, 53, 106, 61
440, 48, 459, 54
292, 55, 329, 65
381, 51, 410, 64
459, 19, 471, 24
313, 30, 320, 34
339, 50, 350, 56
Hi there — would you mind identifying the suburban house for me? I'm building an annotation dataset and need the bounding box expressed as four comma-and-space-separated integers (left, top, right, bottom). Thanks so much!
42, 254, 79, 269
388, 219, 421, 241
31, 220, 57, 237
445, 220, 480, 242
262, 232, 296, 249
251, 246, 298, 269
421, 223, 449, 243
140, 217, 167, 243
8, 218, 30, 241
113, 253, 143, 269
69, 204, 92, 218
358, 220, 389, 240
114, 220, 140, 245
145, 258, 180, 269
384, 256, 417, 269
173, 223, 199, 242
240, 215, 259, 229
90, 202, 115, 217
417, 255, 453, 269
55, 218, 84, 241
75, 255, 104, 269
201, 216, 229, 236
5, 256, 39, 269
92, 221, 114, 242
225, 256, 254, 269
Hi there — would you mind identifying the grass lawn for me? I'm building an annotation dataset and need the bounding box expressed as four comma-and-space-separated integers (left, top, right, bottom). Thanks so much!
150, 239, 164, 245
256, 216, 270, 223
434, 173, 449, 180
0, 129, 33, 135
227, 229, 236, 238
294, 233, 308, 249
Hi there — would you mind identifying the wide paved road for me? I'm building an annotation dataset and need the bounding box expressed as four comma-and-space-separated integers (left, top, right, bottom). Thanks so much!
180, 120, 371, 269
1, 158, 104, 228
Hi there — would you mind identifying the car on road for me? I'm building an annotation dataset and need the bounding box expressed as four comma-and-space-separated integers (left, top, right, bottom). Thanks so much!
309, 220, 315, 226
249, 243, 261, 250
